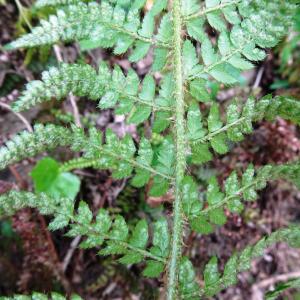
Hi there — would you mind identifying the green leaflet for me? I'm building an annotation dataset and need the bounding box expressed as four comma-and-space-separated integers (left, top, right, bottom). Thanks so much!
131, 138, 153, 187
183, 40, 201, 78
179, 257, 200, 300
200, 226, 300, 297
189, 78, 212, 103
187, 103, 207, 140
204, 256, 221, 296
149, 137, 175, 196
127, 74, 155, 124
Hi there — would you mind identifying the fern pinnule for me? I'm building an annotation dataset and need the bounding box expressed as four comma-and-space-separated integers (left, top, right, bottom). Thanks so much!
0, 124, 71, 170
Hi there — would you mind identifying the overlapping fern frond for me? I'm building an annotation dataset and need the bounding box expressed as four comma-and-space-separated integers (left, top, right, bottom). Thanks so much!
0, 190, 170, 277
0, 125, 175, 196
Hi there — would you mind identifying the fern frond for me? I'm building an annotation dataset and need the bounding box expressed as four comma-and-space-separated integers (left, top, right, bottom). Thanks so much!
5, 1, 171, 63
0, 190, 169, 276
182, 226, 300, 298
183, 162, 300, 234
0, 125, 175, 191
189, 96, 300, 165
0, 124, 71, 170
12, 63, 173, 124
182, 0, 297, 84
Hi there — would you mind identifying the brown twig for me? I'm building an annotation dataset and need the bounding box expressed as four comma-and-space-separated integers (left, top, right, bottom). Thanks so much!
251, 271, 300, 300
0, 102, 33, 132
53, 45, 82, 128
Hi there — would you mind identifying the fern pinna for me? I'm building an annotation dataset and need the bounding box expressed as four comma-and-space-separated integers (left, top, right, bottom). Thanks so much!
1, 0, 300, 299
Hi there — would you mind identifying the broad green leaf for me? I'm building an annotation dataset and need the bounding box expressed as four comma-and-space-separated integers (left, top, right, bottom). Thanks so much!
181, 0, 200, 16
153, 111, 171, 133
238, 245, 252, 271
150, 0, 168, 15
156, 14, 173, 42
152, 47, 168, 71
138, 13, 155, 38
226, 102, 243, 141
31, 157, 80, 200
228, 55, 253, 70
140, 75, 155, 101
223, 6, 240, 24
127, 105, 151, 124
31, 157, 59, 192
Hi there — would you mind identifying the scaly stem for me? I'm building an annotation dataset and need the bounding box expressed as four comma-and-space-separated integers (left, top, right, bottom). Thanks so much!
167, 0, 186, 298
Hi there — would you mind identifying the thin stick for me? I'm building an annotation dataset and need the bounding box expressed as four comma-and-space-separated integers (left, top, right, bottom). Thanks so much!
251, 271, 300, 300
0, 102, 33, 132
62, 235, 81, 272
53, 45, 82, 128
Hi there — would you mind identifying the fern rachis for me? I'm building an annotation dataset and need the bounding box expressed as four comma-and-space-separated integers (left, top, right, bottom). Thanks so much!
1, 0, 300, 299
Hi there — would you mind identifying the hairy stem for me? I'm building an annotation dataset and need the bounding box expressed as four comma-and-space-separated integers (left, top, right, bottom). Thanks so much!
167, 0, 186, 298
